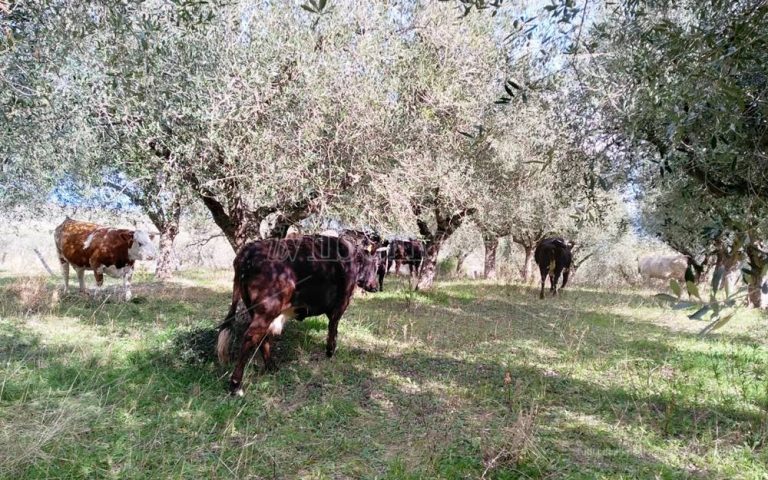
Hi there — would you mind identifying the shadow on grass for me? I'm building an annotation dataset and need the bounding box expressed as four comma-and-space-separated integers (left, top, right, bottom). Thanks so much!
1, 276, 766, 478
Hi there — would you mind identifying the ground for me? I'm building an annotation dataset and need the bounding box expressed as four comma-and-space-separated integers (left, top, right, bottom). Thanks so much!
0, 271, 767, 479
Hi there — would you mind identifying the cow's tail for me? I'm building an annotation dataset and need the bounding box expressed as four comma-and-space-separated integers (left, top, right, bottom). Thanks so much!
216, 328, 231, 365
216, 276, 242, 365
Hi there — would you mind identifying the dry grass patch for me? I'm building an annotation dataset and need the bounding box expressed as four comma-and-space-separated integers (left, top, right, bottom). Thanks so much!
5, 276, 59, 314
482, 406, 539, 478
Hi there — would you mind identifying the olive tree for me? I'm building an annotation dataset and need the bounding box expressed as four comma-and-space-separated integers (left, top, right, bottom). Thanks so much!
586, 0, 768, 306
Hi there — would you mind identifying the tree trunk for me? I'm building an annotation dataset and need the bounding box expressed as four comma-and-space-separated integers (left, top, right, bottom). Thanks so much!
715, 242, 743, 297
155, 222, 179, 281
483, 236, 498, 279
416, 241, 442, 290
411, 196, 476, 290
521, 245, 535, 283
746, 243, 768, 308
144, 197, 182, 281
455, 254, 467, 276
747, 276, 767, 308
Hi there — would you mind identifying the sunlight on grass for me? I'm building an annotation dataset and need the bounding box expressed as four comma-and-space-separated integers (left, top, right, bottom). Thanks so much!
1, 273, 767, 478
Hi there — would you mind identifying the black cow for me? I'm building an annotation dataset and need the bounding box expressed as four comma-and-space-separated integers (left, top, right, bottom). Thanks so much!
534, 237, 573, 299
216, 235, 379, 396
387, 238, 424, 278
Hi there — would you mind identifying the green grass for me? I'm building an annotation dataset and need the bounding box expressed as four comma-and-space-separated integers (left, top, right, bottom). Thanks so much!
1, 272, 767, 479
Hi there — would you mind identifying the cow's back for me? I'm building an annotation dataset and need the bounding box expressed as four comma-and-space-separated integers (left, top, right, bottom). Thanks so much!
55, 218, 134, 269
235, 235, 357, 316
55, 218, 103, 266
535, 238, 572, 269
638, 255, 687, 280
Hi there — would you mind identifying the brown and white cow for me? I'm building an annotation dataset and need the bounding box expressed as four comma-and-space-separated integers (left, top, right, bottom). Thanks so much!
54, 217, 158, 301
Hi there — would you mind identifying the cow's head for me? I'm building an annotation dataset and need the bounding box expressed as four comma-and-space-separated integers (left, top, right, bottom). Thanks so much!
355, 248, 380, 292
127, 230, 158, 261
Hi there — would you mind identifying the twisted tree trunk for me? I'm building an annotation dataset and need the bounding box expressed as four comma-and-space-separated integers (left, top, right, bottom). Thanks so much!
417, 241, 441, 290
483, 235, 498, 279
155, 220, 180, 280
412, 194, 476, 290
746, 243, 768, 308
521, 245, 535, 283
714, 237, 744, 297
512, 230, 543, 283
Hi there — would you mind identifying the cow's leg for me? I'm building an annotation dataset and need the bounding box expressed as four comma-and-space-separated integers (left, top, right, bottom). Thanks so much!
93, 269, 105, 298
395, 260, 402, 275
551, 269, 561, 296
539, 266, 547, 299
91, 260, 105, 290
378, 268, 385, 292
123, 266, 133, 301
229, 268, 294, 395
229, 315, 271, 396
59, 259, 70, 295
325, 302, 350, 358
76, 268, 87, 295
260, 336, 276, 371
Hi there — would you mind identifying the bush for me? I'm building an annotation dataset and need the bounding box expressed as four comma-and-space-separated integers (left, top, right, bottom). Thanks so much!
438, 257, 458, 277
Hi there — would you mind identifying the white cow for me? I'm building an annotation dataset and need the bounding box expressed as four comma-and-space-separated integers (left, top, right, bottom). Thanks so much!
637, 255, 690, 281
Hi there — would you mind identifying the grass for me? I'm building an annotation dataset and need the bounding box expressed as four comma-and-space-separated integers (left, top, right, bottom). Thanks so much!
1, 270, 767, 479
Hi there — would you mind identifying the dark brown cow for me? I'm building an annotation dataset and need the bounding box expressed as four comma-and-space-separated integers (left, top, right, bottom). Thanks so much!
387, 238, 424, 277
339, 229, 388, 291
54, 217, 157, 301
216, 235, 379, 396
534, 237, 573, 299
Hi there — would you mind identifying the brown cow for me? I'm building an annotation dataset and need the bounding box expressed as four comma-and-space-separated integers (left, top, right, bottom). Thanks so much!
216, 235, 379, 396
54, 217, 158, 301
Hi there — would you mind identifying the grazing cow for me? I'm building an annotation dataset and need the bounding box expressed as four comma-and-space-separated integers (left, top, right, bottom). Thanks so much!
216, 235, 379, 396
54, 217, 157, 301
534, 237, 573, 299
387, 238, 424, 277
637, 254, 702, 283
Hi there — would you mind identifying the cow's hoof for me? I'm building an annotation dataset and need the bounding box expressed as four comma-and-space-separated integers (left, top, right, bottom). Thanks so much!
229, 380, 244, 396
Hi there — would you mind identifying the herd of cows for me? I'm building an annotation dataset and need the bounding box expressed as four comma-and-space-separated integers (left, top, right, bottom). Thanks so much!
51, 217, 700, 394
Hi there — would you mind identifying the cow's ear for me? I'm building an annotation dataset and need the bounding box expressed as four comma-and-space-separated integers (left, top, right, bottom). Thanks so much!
121, 231, 134, 243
